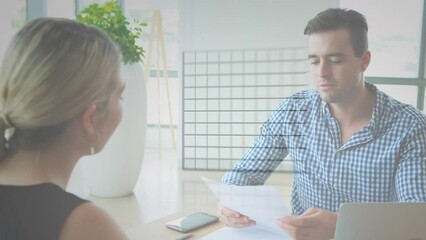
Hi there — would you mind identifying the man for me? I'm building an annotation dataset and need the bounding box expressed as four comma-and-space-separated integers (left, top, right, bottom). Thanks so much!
218, 8, 426, 240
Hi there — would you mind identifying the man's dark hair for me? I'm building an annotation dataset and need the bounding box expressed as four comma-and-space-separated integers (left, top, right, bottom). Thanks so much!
304, 8, 368, 57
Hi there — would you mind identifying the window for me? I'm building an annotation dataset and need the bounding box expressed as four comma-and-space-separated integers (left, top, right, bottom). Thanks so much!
46, 0, 74, 18
341, 0, 423, 78
341, 0, 426, 109
0, 0, 26, 60
124, 1, 180, 129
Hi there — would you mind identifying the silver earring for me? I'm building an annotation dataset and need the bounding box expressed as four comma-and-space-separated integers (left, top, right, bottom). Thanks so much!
90, 146, 95, 155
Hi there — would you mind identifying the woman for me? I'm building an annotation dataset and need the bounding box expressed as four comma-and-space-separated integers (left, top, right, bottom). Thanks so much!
0, 18, 128, 239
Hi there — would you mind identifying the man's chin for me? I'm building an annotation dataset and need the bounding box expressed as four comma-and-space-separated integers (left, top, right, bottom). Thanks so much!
319, 92, 338, 103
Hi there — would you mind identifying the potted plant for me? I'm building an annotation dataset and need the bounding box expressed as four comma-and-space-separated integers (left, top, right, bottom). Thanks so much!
73, 0, 148, 198
76, 0, 146, 64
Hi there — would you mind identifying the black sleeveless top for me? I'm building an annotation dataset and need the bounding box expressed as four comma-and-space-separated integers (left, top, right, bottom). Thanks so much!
0, 183, 88, 240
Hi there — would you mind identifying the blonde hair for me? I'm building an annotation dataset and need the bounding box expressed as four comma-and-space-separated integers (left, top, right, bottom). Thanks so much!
0, 18, 121, 158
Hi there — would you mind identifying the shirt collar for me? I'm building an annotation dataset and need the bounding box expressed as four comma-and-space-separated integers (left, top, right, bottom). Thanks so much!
366, 82, 384, 135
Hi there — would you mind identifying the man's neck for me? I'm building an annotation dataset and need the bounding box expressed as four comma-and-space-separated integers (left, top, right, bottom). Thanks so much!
328, 85, 376, 144
329, 86, 375, 125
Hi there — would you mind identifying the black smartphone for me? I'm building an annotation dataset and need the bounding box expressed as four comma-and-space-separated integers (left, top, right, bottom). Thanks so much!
165, 212, 219, 233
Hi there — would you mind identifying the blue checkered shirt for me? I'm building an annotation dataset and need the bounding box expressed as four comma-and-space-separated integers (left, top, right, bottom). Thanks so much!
222, 83, 426, 215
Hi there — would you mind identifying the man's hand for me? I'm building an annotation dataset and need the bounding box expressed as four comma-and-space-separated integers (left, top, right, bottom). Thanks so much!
278, 208, 337, 240
216, 202, 256, 228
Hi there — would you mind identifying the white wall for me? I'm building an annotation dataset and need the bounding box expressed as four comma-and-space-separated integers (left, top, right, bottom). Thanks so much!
180, 0, 339, 51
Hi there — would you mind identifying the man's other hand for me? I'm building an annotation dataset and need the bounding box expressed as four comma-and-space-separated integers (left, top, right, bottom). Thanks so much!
278, 208, 337, 240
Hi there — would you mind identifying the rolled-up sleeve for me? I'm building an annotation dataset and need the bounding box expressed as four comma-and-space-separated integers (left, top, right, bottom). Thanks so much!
222, 104, 290, 186
395, 118, 426, 201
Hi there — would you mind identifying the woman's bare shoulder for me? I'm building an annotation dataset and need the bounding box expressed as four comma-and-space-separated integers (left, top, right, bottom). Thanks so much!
60, 202, 128, 240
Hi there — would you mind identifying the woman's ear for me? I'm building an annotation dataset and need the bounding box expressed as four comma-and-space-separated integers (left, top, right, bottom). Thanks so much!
82, 104, 97, 135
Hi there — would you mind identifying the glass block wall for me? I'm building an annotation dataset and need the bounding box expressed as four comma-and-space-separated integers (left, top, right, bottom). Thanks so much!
182, 47, 310, 171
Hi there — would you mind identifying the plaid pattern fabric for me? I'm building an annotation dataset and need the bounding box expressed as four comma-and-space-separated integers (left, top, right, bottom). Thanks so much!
222, 82, 426, 215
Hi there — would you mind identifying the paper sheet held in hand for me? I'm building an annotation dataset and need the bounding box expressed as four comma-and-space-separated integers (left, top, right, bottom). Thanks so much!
201, 177, 291, 239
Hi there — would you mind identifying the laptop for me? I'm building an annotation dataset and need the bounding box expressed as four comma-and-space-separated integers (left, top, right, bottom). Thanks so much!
334, 202, 426, 240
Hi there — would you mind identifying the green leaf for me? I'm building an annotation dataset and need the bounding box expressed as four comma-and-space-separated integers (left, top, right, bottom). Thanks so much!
76, 0, 146, 64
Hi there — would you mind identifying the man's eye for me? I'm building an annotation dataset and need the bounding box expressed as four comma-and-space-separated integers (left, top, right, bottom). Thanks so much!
310, 60, 319, 65
329, 57, 342, 63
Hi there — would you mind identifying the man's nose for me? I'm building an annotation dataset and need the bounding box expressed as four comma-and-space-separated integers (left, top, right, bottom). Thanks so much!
318, 61, 331, 78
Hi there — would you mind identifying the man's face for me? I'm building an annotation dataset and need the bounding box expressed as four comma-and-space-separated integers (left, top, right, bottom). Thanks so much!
307, 28, 370, 104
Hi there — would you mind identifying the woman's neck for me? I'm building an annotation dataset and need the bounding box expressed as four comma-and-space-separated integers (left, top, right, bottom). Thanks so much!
0, 147, 78, 189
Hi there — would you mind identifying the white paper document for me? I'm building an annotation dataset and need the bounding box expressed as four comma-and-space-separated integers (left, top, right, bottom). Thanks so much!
201, 177, 291, 239
201, 226, 291, 240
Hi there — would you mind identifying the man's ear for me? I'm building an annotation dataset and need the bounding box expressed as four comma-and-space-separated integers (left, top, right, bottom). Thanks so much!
360, 50, 371, 72
82, 104, 97, 135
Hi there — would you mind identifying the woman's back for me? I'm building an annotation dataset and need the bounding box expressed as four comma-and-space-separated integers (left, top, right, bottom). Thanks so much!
0, 183, 86, 240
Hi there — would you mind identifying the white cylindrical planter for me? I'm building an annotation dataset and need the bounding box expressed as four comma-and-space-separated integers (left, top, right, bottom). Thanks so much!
82, 63, 147, 197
